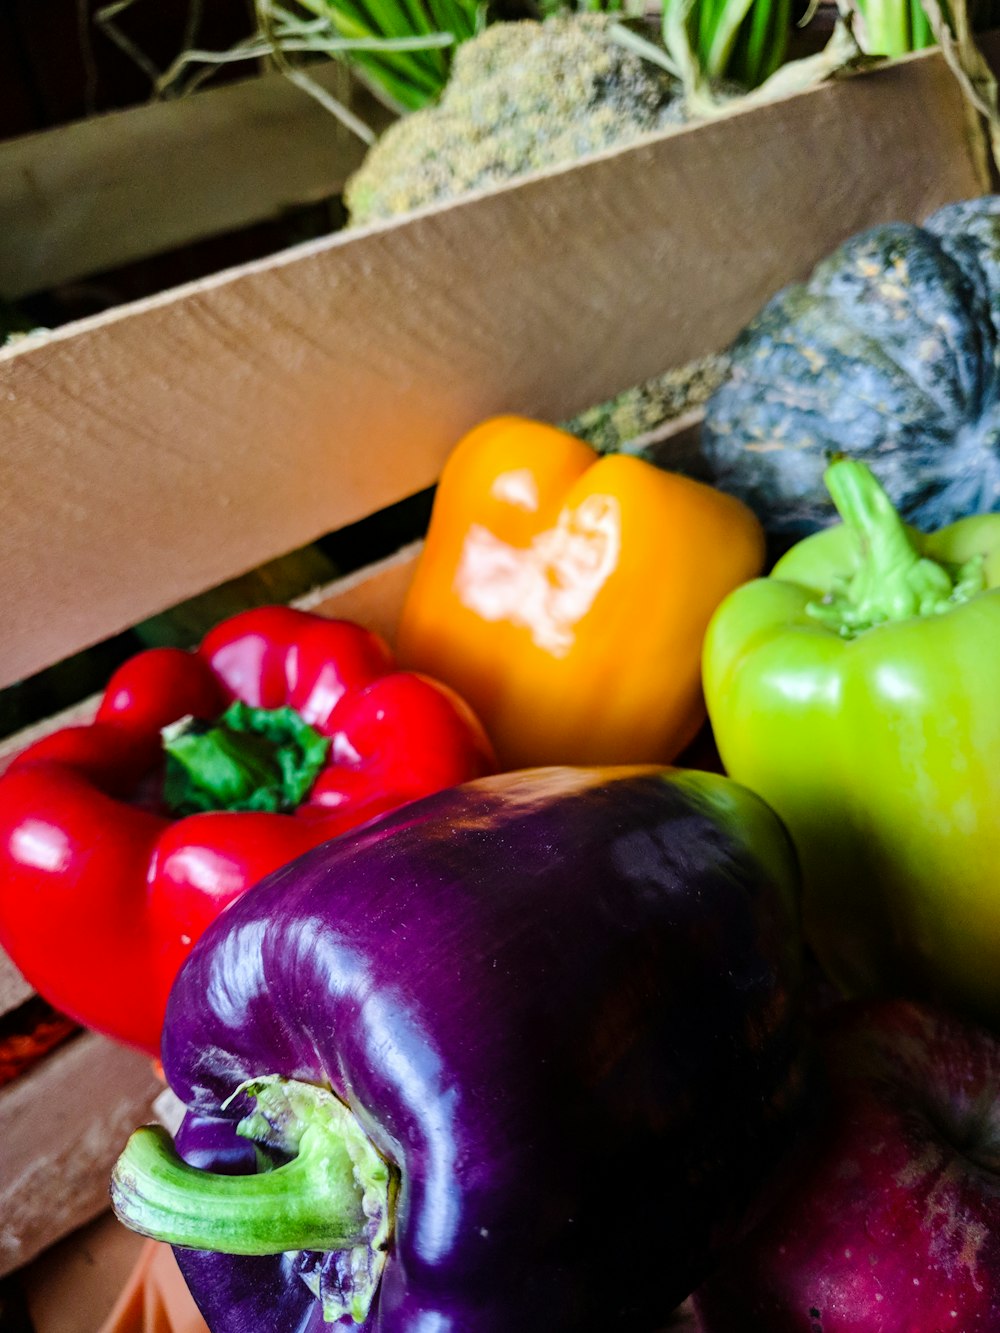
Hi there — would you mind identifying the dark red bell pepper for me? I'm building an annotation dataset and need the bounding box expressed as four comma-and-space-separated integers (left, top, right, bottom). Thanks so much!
0, 607, 496, 1055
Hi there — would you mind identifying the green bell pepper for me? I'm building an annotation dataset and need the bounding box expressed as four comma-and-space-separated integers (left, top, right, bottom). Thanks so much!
703, 457, 1000, 1025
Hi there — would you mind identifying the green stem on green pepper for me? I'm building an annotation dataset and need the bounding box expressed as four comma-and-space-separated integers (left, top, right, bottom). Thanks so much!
806, 458, 986, 637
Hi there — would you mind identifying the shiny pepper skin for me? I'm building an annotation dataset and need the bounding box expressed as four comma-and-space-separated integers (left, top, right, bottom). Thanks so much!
704, 458, 1000, 1027
397, 416, 766, 770
0, 607, 495, 1053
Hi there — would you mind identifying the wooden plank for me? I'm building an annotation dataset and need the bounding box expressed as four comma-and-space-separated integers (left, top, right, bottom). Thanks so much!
0, 47, 982, 692
627, 410, 706, 473
0, 63, 392, 300
0, 1032, 162, 1277
0, 955, 32, 1015
22, 1213, 147, 1333
298, 539, 423, 646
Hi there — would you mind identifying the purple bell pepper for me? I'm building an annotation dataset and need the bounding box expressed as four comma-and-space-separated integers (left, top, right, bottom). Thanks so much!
112, 766, 806, 1332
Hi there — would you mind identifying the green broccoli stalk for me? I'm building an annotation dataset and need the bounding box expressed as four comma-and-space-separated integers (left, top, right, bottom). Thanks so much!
344, 14, 698, 225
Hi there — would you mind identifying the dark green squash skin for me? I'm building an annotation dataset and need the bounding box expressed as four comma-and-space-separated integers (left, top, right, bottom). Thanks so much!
702, 196, 1000, 537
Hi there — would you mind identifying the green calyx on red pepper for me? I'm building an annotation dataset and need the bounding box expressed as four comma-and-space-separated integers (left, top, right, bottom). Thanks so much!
0, 607, 496, 1055
703, 457, 1000, 1027
163, 703, 331, 816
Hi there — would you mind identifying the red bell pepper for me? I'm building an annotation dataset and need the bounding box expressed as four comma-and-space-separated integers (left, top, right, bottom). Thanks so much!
0, 607, 496, 1055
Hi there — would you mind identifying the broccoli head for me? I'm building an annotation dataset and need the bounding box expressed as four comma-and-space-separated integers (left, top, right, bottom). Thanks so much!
344, 14, 687, 226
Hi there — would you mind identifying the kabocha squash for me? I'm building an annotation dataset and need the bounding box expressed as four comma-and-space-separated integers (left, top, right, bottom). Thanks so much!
701, 195, 1000, 538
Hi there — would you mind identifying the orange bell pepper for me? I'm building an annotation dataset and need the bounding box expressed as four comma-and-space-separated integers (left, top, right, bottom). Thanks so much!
397, 415, 766, 769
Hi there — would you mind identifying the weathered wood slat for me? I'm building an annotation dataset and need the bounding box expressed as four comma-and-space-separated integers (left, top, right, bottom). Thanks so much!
297, 539, 423, 644
0, 63, 392, 301
0, 956, 33, 1014
0, 1032, 162, 1277
21, 1212, 146, 1333
0, 47, 983, 694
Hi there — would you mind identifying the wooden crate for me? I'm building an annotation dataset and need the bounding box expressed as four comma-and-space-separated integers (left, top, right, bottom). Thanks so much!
0, 40, 989, 1301
0, 62, 391, 302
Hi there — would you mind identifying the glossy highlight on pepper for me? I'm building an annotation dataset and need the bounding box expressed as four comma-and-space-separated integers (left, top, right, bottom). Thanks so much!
113, 765, 807, 1332
397, 415, 766, 769
0, 607, 496, 1053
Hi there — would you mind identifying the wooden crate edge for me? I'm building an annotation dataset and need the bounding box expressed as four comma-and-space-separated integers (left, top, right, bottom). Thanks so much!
0, 1032, 162, 1278
0, 64, 392, 301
